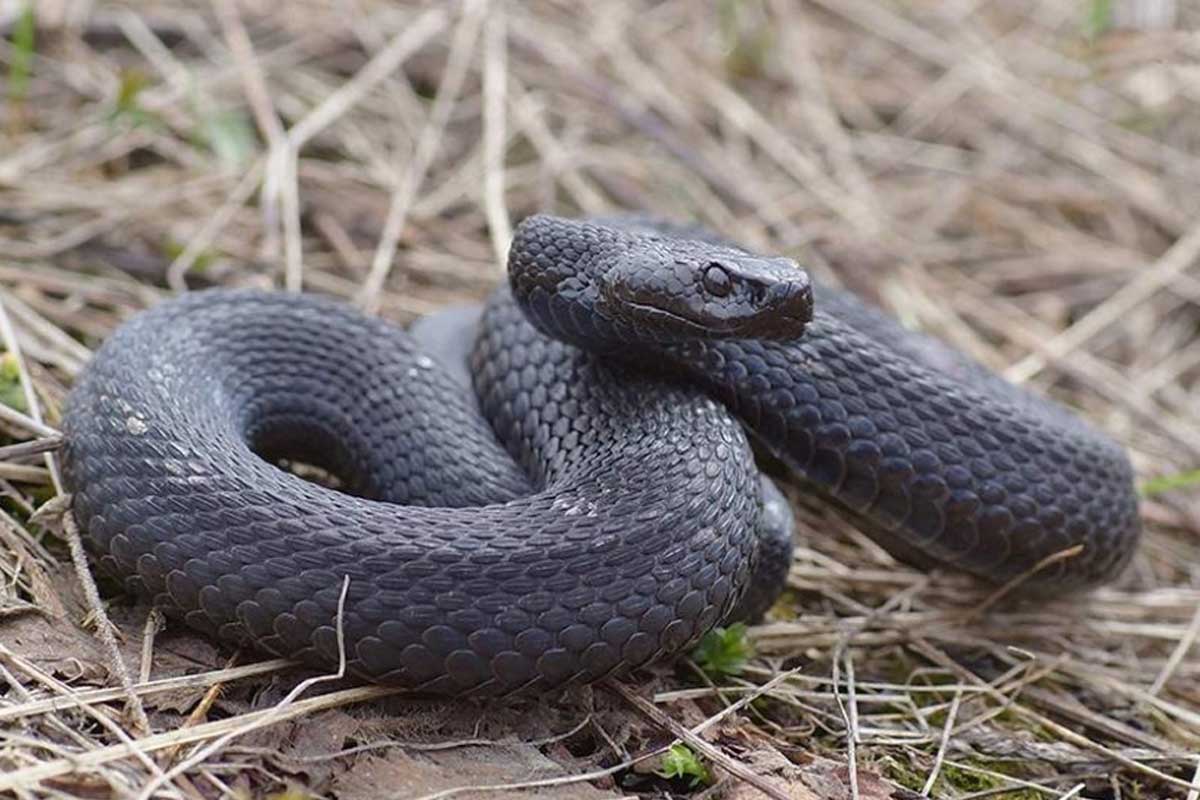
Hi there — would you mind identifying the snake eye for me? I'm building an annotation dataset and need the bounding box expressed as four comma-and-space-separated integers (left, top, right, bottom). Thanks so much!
703, 264, 732, 298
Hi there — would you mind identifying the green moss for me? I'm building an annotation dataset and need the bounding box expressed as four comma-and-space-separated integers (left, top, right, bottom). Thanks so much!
1117, 112, 1169, 135
902, 668, 961, 711
882, 756, 1046, 797
937, 761, 1044, 799
941, 762, 1004, 792
0, 352, 27, 413
880, 755, 926, 791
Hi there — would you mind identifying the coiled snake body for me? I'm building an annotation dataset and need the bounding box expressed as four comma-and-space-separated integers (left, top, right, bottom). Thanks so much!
62, 216, 1140, 693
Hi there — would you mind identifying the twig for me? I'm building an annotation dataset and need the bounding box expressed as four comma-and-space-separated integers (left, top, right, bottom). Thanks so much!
61, 512, 151, 735
0, 435, 62, 461
0, 641, 173, 790
1187, 757, 1200, 800
912, 638, 1200, 792
1148, 601, 1200, 697
0, 658, 294, 724
481, 0, 511, 270
211, 0, 287, 145
158, 651, 241, 769
233, 714, 595, 763
137, 608, 163, 685
832, 647, 861, 800
963, 545, 1085, 621
921, 689, 963, 796
510, 86, 608, 213
212, 0, 290, 270
0, 401, 59, 439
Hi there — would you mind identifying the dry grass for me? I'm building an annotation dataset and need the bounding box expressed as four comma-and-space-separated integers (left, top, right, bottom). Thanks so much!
0, 0, 1198, 797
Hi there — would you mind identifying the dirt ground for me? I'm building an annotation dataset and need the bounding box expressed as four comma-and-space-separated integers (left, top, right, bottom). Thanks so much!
0, 1, 1198, 798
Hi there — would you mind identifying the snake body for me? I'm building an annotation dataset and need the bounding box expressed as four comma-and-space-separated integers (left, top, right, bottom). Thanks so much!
61, 215, 1140, 693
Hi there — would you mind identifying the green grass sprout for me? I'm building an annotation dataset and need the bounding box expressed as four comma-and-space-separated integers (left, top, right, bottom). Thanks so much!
692, 622, 752, 678
7, 3, 35, 106
658, 743, 710, 787
1141, 469, 1200, 497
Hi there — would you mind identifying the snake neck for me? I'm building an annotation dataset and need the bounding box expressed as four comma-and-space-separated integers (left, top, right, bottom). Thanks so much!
506, 217, 623, 352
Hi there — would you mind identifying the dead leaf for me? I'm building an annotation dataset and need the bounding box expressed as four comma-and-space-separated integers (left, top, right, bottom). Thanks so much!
716, 747, 819, 800
332, 743, 621, 800
795, 755, 899, 800
0, 610, 108, 683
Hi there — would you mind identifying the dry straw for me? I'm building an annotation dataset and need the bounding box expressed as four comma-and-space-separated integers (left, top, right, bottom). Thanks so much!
0, 1, 1197, 797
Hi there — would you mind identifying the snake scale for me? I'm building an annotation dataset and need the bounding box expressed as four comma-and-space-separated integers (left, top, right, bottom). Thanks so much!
61, 215, 1140, 694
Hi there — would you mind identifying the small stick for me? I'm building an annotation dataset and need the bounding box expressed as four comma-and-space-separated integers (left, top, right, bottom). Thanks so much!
481, 1, 511, 270
0, 435, 63, 461
921, 689, 963, 796
0, 399, 59, 439
137, 608, 163, 685
1148, 601, 1200, 697
61, 512, 152, 735
963, 545, 1085, 621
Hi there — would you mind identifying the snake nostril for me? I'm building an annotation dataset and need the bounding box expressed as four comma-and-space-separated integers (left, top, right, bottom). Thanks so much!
770, 282, 812, 320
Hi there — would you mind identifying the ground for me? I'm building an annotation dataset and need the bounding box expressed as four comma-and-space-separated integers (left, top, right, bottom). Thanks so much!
0, 1, 1198, 798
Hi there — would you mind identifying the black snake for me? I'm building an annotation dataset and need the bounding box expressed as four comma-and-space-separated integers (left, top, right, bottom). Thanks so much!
61, 215, 1140, 694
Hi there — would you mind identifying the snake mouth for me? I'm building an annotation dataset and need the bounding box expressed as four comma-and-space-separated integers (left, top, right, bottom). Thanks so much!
623, 300, 739, 335
623, 296, 812, 340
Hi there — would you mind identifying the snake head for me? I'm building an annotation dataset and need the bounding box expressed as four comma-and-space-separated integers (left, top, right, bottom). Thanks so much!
599, 245, 813, 341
